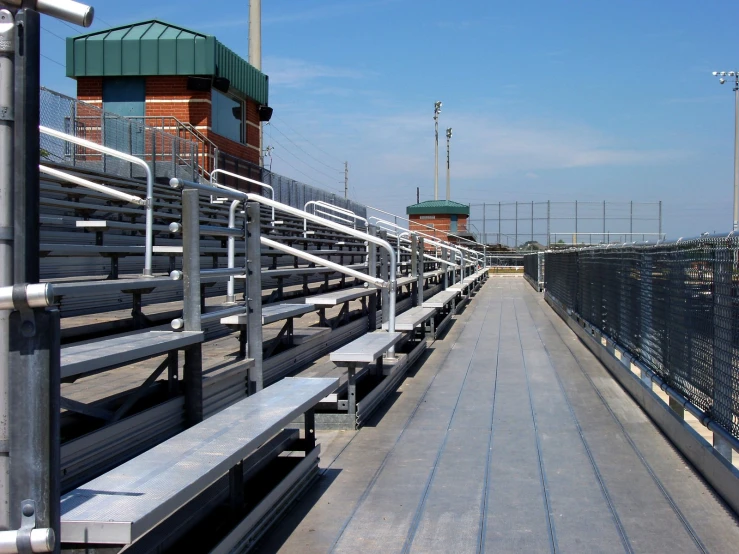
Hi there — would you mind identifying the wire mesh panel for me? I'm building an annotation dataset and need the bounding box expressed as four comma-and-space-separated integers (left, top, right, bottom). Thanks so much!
40, 87, 200, 182
545, 236, 739, 440
523, 253, 539, 282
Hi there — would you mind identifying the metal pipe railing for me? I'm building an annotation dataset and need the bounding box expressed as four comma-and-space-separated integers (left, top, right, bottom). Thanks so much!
39, 165, 145, 206
261, 237, 382, 286
315, 209, 355, 226
171, 177, 398, 342
40, 125, 155, 275
211, 169, 276, 221
312, 200, 369, 227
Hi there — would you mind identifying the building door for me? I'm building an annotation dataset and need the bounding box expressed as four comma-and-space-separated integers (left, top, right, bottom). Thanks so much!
102, 77, 146, 155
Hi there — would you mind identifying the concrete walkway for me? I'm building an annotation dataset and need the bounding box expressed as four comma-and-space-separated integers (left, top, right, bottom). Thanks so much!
259, 277, 739, 553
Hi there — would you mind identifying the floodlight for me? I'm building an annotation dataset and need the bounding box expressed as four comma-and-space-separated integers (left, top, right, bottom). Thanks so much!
720, 78, 726, 84
714, 71, 719, 76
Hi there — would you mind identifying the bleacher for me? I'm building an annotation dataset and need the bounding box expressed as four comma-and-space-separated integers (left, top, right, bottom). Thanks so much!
17, 125, 489, 551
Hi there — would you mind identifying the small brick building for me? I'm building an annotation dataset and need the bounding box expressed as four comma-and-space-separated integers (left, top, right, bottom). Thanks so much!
406, 200, 470, 242
66, 20, 269, 170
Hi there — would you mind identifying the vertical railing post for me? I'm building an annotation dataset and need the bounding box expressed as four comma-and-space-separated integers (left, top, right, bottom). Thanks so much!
0, 10, 14, 530
8, 307, 60, 542
379, 229, 389, 325
410, 234, 418, 307
182, 189, 203, 426
151, 132, 157, 179
246, 202, 263, 393
367, 224, 378, 330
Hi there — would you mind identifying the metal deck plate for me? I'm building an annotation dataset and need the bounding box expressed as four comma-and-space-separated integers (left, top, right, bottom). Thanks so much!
330, 331, 404, 364
307, 286, 378, 306
61, 331, 204, 378
382, 307, 437, 331
60, 377, 338, 545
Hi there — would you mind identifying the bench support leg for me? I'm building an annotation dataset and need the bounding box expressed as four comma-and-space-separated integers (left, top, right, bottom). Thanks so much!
184, 344, 203, 426
368, 291, 378, 331
229, 461, 245, 513
168, 351, 179, 396
304, 408, 316, 453
347, 363, 357, 423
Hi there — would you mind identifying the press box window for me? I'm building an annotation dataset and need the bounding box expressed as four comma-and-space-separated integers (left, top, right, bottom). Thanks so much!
212, 89, 244, 144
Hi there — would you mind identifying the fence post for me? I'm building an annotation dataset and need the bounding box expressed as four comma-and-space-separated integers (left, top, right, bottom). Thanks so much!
151, 132, 157, 178
531, 200, 534, 242
246, 202, 263, 392
482, 203, 486, 244
547, 200, 551, 247
515, 201, 518, 249
498, 201, 501, 245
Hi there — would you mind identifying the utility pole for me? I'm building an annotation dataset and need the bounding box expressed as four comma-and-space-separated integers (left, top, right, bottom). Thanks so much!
433, 101, 442, 200
249, 0, 262, 166
416, 187, 420, 204
445, 127, 452, 201
344, 161, 348, 200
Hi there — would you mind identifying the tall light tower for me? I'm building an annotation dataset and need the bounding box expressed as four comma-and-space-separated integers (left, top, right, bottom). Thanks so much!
713, 70, 739, 232
434, 101, 442, 200
446, 127, 452, 201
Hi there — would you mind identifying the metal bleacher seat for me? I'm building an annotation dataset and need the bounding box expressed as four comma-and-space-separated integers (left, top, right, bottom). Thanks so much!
60, 377, 338, 548
61, 328, 205, 380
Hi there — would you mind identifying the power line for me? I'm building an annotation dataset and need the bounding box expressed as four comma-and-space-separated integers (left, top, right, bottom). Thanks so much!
272, 114, 345, 164
268, 122, 343, 173
267, 132, 345, 184
41, 53, 65, 68
41, 25, 65, 41
270, 151, 342, 193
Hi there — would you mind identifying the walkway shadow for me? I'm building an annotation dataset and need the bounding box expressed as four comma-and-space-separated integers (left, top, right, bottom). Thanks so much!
251, 467, 343, 553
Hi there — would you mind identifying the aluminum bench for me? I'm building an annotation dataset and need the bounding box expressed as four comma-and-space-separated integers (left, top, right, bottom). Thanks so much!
221, 302, 317, 326
61, 329, 204, 379
330, 331, 403, 366
381, 306, 437, 331
423, 289, 458, 309
60, 377, 339, 548
306, 286, 378, 306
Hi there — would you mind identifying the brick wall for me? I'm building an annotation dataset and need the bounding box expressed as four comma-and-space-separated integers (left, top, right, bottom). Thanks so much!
76, 75, 261, 166
409, 214, 468, 241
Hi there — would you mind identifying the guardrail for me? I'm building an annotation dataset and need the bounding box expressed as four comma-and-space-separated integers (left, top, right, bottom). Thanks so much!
169, 177, 399, 354
39, 126, 156, 276
544, 234, 739, 447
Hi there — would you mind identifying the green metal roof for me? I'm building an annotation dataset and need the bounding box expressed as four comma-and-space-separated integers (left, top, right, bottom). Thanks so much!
406, 200, 470, 216
65, 20, 268, 105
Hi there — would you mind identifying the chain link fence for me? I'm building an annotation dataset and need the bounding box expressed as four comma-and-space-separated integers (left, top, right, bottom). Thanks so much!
39, 87, 367, 217
544, 235, 739, 440
523, 253, 544, 290
470, 201, 663, 249
40, 87, 201, 182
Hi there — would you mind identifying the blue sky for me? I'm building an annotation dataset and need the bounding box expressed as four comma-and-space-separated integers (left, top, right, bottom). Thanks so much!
39, 0, 739, 239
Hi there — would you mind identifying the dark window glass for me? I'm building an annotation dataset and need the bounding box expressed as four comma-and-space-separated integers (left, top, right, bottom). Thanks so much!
212, 90, 244, 143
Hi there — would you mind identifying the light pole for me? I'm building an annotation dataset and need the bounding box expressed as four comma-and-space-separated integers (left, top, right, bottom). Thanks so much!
713, 71, 739, 232
446, 127, 452, 201
434, 101, 442, 200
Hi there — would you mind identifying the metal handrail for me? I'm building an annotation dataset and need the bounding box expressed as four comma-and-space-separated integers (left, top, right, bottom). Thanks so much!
39, 165, 145, 206
304, 200, 368, 234
312, 201, 369, 227
171, 177, 398, 342
40, 125, 155, 275
211, 168, 276, 222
